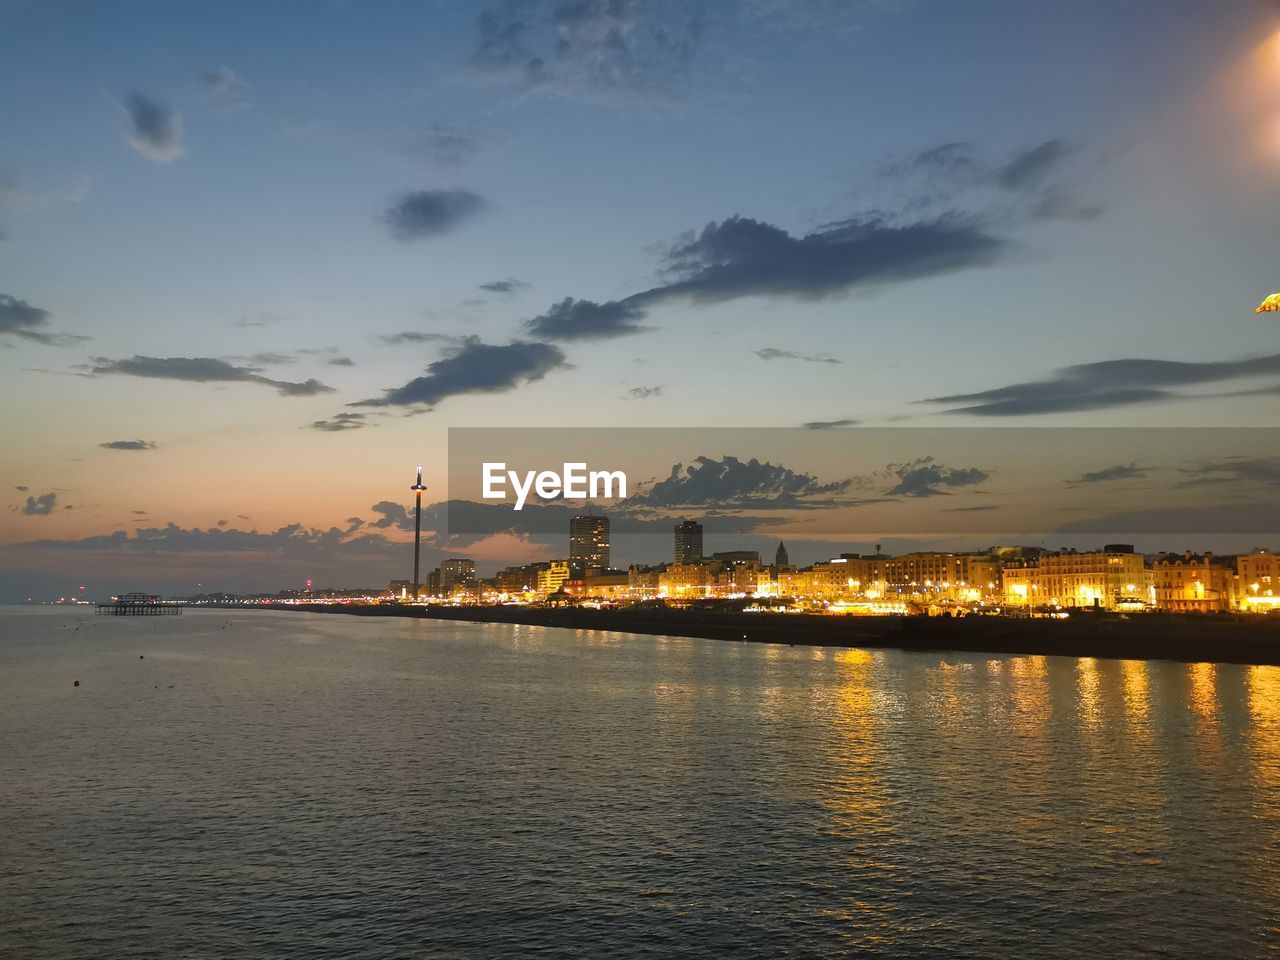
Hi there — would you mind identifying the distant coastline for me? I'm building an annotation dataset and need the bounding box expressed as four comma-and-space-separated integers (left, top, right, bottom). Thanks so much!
280, 603, 1280, 667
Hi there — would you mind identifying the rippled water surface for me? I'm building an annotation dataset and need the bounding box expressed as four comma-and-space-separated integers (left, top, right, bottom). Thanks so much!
2, 607, 1279, 958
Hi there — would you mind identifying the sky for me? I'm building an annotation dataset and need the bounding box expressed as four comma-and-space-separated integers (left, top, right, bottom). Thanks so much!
2, 0, 1280, 599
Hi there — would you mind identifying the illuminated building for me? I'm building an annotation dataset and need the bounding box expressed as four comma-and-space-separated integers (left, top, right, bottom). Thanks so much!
496, 562, 551, 595
438, 558, 476, 594
627, 564, 663, 598
1003, 545, 1148, 610
581, 571, 632, 600
536, 561, 571, 595
569, 515, 610, 577
1152, 552, 1237, 612
1239, 550, 1280, 612
674, 520, 703, 564
877, 552, 999, 603
775, 541, 789, 568
660, 562, 714, 598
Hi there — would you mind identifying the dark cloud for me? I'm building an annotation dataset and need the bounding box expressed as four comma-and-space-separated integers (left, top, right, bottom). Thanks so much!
803, 418, 859, 429
755, 347, 841, 364
121, 91, 184, 163
525, 297, 651, 341
383, 189, 486, 241
623, 455, 853, 510
309, 413, 371, 433
22, 493, 57, 516
233, 313, 290, 328
634, 214, 1006, 305
378, 331, 459, 346
370, 501, 412, 530
352, 336, 568, 409
328, 356, 355, 366
15, 486, 28, 492
99, 440, 157, 451
89, 356, 335, 397
1067, 463, 1150, 485
467, 0, 703, 105
408, 123, 494, 166
132, 510, 148, 515
478, 278, 530, 295
884, 457, 989, 497
1174, 456, 1280, 489
882, 138, 1097, 223
628, 385, 662, 398
0, 293, 84, 346
216, 519, 228, 526
196, 66, 251, 110
922, 353, 1280, 416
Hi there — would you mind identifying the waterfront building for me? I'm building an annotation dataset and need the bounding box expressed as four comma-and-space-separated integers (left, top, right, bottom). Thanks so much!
437, 558, 477, 595
674, 520, 703, 564
1002, 545, 1149, 610
877, 552, 999, 603
627, 564, 663, 599
1152, 552, 1237, 613
495, 562, 551, 595
536, 561, 572, 595
1238, 550, 1280, 612
581, 570, 632, 600
660, 562, 714, 598
569, 515, 610, 577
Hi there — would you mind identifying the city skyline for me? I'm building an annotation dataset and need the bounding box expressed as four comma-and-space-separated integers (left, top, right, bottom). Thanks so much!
4, 1, 1280, 599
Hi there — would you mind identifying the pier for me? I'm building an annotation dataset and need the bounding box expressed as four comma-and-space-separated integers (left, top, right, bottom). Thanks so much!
96, 592, 183, 616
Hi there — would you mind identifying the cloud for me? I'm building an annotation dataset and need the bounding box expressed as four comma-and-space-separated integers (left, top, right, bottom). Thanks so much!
478, 278, 530, 295
884, 457, 989, 497
465, 0, 703, 105
370, 500, 413, 530
121, 91, 185, 163
921, 353, 1280, 416
881, 138, 1098, 222
99, 440, 157, 451
628, 385, 662, 398
994, 139, 1073, 191
525, 297, 652, 341
22, 493, 57, 516
196, 66, 251, 110
309, 413, 371, 432
383, 189, 487, 241
407, 123, 494, 166
635, 214, 1006, 305
233, 313, 290, 328
1174, 456, 1280, 489
0, 293, 84, 346
803, 418, 859, 429
1067, 463, 1150, 486
15, 486, 28, 492
755, 347, 841, 364
352, 336, 568, 409
378, 331, 461, 346
623, 455, 853, 510
328, 356, 355, 367
89, 356, 335, 397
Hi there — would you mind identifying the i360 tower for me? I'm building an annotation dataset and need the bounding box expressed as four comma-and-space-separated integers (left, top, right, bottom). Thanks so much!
410, 465, 428, 600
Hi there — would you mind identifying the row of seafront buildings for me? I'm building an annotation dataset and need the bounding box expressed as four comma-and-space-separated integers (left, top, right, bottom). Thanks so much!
394, 517, 1280, 615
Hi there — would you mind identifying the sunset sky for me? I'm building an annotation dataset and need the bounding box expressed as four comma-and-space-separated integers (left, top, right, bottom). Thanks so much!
3, 0, 1280, 598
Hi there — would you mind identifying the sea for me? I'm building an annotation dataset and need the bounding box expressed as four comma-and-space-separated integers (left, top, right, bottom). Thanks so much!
1, 606, 1277, 958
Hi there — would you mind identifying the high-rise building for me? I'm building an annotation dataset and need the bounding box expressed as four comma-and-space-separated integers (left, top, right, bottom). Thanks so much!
569, 515, 610, 577
775, 541, 789, 568
674, 520, 703, 564
437, 558, 476, 595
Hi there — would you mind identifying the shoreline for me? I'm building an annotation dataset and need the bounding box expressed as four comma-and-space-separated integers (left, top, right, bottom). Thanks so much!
279, 603, 1280, 666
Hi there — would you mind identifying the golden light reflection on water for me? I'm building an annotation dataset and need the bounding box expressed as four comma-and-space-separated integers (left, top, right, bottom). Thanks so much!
1076, 657, 1103, 730
1121, 659, 1151, 727
1187, 662, 1219, 723
1247, 665, 1280, 796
